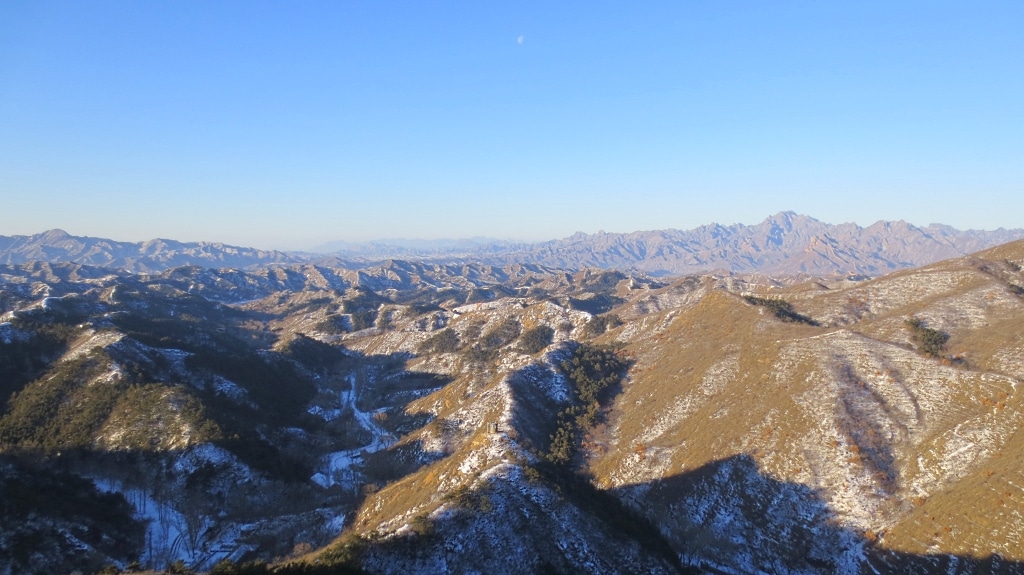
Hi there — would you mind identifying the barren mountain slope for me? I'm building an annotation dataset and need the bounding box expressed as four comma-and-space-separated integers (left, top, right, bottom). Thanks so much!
585, 239, 1024, 572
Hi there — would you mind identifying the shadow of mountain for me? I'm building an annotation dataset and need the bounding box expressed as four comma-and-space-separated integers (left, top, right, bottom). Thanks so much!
612, 453, 1024, 574
334, 463, 692, 575
504, 358, 571, 455
0, 454, 146, 575
504, 343, 630, 463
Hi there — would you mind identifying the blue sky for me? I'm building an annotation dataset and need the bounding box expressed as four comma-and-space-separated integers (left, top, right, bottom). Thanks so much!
1, 1, 1021, 249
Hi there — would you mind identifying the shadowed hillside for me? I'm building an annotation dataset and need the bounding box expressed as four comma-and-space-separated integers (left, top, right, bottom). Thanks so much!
617, 454, 1024, 574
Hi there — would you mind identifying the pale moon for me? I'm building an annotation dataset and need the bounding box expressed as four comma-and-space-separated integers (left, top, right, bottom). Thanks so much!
517, 35, 524, 44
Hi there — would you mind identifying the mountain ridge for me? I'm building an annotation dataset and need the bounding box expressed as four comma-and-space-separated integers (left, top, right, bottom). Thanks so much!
497, 212, 1024, 276
5, 212, 1023, 276
0, 229, 300, 272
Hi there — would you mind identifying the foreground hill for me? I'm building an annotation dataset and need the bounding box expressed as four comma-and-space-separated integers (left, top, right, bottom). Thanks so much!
2, 241, 1024, 573
588, 243, 1024, 572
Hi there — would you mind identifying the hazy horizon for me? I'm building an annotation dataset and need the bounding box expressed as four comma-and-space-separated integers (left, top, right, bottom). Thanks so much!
2, 2, 1021, 249
6, 210, 1024, 254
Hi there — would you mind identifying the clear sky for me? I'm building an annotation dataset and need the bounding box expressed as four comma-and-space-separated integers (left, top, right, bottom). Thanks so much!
1, 1, 1021, 250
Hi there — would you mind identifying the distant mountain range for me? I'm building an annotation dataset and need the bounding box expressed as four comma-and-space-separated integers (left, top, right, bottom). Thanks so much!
500, 212, 1024, 276
4, 212, 1024, 276
0, 228, 298, 272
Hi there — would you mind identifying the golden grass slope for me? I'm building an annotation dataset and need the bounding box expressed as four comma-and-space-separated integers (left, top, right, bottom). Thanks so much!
586, 240, 1024, 563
